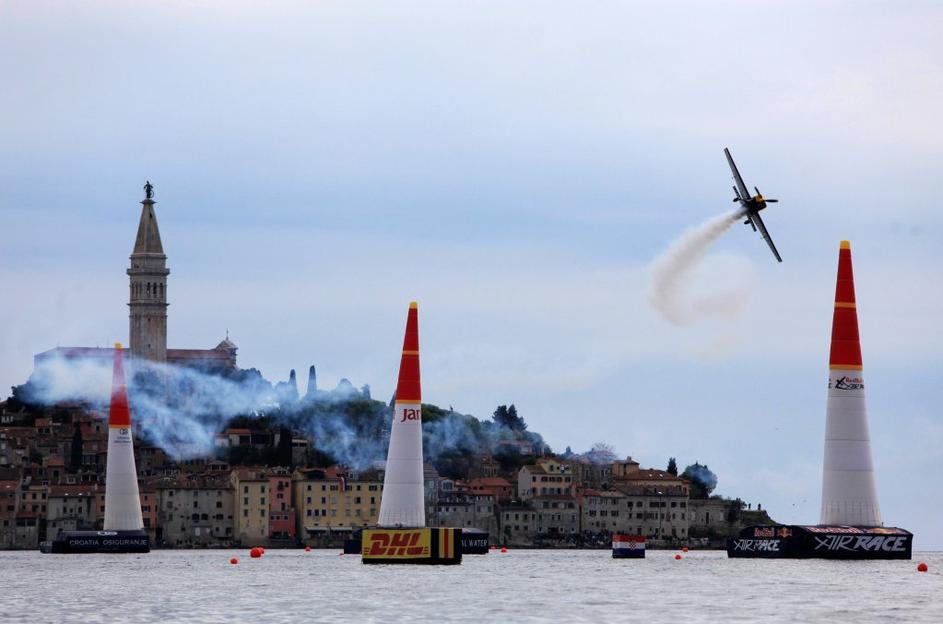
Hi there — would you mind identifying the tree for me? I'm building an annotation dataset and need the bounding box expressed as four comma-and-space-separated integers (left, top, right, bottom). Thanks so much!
667, 457, 678, 476
493, 405, 511, 428
506, 405, 526, 431
276, 426, 293, 468
682, 462, 718, 498
493, 404, 526, 432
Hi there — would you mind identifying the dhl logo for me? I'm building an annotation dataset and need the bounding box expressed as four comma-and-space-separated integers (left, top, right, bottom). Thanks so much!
365, 531, 429, 557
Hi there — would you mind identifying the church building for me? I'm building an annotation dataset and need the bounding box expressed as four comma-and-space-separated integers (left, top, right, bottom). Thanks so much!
34, 184, 238, 371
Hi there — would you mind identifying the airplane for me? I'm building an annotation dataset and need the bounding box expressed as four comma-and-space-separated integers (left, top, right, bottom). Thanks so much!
724, 147, 782, 262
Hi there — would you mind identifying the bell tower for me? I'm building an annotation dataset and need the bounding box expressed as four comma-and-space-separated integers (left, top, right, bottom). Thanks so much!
127, 181, 169, 362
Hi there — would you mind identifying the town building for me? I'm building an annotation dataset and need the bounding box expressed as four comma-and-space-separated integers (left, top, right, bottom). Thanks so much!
268, 468, 295, 542
518, 459, 574, 500
232, 469, 269, 546
156, 477, 234, 547
497, 503, 537, 546
0, 480, 19, 548
533, 495, 580, 538
45, 484, 99, 539
292, 467, 383, 544
469, 477, 514, 501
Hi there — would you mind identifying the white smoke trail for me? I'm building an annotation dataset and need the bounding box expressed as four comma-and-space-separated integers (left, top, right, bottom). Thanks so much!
649, 209, 747, 325
16, 354, 548, 468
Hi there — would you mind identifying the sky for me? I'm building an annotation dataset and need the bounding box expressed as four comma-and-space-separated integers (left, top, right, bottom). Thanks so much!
1, 2, 941, 547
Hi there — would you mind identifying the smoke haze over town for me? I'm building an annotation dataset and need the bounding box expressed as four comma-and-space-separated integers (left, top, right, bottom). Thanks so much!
2, 2, 942, 548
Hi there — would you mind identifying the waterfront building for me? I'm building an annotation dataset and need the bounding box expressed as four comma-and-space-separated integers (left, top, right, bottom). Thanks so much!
45, 484, 99, 539
497, 503, 537, 545
582, 489, 631, 533
293, 467, 383, 543
157, 477, 234, 547
435, 489, 498, 534
268, 468, 295, 542
0, 480, 19, 548
533, 495, 580, 537
231, 469, 269, 546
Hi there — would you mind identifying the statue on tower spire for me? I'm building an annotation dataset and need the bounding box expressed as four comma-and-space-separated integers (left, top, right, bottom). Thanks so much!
143, 180, 154, 200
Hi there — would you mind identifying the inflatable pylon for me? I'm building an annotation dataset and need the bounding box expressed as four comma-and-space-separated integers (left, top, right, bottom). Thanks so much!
378, 302, 425, 528
365, 303, 461, 565
104, 343, 145, 531
41, 344, 149, 553
820, 241, 882, 526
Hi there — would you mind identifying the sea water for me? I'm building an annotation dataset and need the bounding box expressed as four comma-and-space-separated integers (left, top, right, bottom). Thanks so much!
1, 549, 939, 623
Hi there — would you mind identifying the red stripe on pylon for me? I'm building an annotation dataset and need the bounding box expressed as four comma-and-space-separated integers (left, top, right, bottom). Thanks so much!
829, 242, 863, 369
395, 302, 421, 403
109, 344, 132, 428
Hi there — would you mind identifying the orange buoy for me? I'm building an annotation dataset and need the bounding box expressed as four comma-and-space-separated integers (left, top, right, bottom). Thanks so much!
682, 547, 689, 553
674, 554, 682, 560
304, 546, 312, 552
230, 557, 238, 565
500, 547, 508, 553
917, 562, 928, 572
250, 547, 262, 558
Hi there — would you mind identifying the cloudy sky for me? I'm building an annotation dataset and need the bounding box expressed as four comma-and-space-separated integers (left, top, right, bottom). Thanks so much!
2, 2, 941, 547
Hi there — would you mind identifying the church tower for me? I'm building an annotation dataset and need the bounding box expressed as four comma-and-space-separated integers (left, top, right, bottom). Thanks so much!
127, 182, 169, 362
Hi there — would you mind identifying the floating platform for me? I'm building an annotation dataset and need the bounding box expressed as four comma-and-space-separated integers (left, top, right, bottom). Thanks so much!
40, 530, 150, 554
727, 525, 912, 559
361, 527, 462, 565
343, 535, 363, 555
612, 534, 645, 558
461, 528, 489, 555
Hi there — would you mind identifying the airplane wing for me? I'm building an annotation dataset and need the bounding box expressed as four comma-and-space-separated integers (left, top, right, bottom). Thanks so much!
724, 148, 750, 200
750, 211, 783, 262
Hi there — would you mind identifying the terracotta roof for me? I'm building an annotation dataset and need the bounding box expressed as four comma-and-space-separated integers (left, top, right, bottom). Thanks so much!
35, 346, 231, 361
49, 485, 97, 497
470, 477, 512, 487
584, 489, 625, 498
168, 349, 231, 360
616, 469, 687, 481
